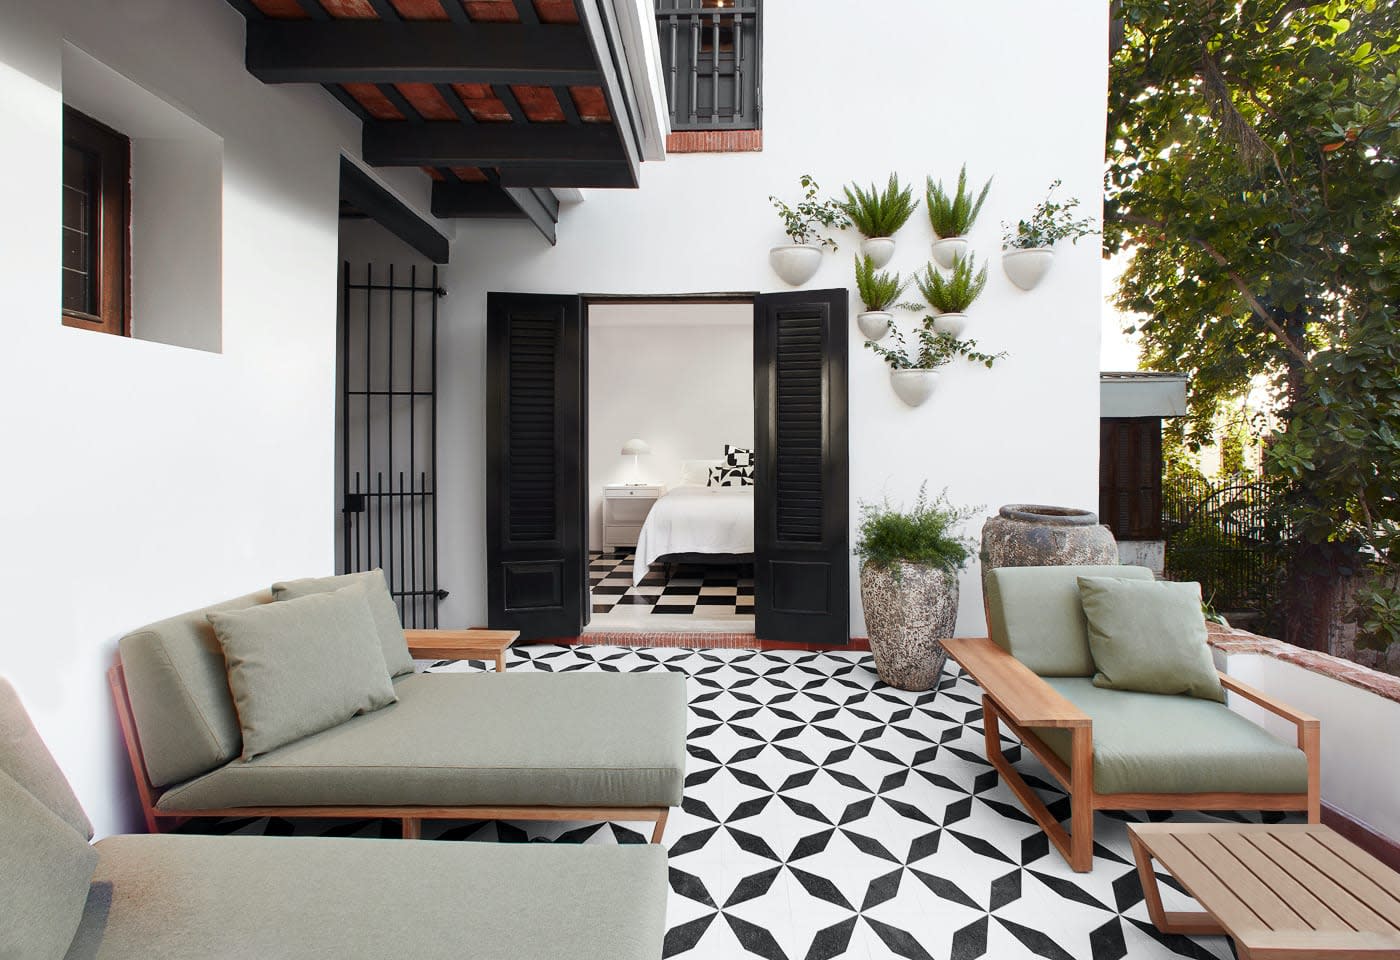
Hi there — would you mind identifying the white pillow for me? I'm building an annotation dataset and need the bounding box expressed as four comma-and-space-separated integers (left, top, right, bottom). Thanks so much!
679, 459, 725, 487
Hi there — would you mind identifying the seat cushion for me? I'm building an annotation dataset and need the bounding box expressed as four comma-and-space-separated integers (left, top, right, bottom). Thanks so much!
208, 586, 398, 761
272, 570, 414, 677
986, 564, 1153, 676
1079, 576, 1224, 702
157, 672, 687, 811
0, 771, 97, 960
67, 834, 667, 960
1033, 678, 1309, 796
0, 677, 93, 839
118, 591, 272, 788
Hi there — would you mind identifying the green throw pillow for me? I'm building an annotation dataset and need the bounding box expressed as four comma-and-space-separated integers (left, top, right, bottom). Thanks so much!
0, 769, 97, 960
209, 584, 397, 761
0, 677, 94, 840
272, 570, 414, 677
1077, 576, 1225, 702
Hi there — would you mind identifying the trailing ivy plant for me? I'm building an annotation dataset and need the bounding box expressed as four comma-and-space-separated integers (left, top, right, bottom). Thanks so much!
864, 322, 1003, 371
840, 173, 919, 239
1003, 179, 1098, 249
854, 255, 911, 312
769, 174, 849, 248
925, 165, 992, 238
855, 483, 979, 574
916, 253, 988, 314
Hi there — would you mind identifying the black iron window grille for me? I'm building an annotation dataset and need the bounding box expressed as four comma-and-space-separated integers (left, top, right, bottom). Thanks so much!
655, 0, 761, 130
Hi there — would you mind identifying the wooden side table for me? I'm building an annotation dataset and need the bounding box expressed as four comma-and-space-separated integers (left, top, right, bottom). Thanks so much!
403, 629, 518, 673
1129, 822, 1400, 959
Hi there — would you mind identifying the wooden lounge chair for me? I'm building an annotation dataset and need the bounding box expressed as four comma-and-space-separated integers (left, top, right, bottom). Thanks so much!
943, 564, 1319, 873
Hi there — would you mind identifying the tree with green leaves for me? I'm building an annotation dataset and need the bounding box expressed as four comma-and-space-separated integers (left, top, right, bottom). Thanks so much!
1106, 0, 1400, 649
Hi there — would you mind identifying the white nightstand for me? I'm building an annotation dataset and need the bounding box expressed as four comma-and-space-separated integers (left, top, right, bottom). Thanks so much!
603, 484, 664, 549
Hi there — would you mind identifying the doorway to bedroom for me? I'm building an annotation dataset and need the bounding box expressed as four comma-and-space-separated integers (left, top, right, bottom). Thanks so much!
585, 300, 756, 634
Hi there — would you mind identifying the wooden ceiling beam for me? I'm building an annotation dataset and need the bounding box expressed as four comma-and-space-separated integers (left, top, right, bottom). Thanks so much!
362, 120, 623, 167
246, 20, 601, 86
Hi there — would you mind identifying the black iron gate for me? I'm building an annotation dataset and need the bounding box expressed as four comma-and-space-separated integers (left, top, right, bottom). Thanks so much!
1163, 474, 1289, 613
340, 262, 446, 627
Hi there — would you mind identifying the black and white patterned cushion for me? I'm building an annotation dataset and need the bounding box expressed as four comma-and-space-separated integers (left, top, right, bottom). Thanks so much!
724, 445, 754, 468
707, 465, 753, 487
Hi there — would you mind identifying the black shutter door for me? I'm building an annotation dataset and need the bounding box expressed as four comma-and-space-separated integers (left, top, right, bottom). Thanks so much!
486, 293, 586, 640
754, 289, 849, 646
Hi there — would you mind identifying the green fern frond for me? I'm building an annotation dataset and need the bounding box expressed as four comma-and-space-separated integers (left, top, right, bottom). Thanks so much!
840, 173, 918, 238
925, 165, 992, 238
854, 254, 909, 311
915, 253, 988, 313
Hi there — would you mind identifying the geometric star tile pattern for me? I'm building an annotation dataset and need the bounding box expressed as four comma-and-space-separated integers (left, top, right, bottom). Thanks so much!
188, 645, 1289, 960
590, 551, 755, 618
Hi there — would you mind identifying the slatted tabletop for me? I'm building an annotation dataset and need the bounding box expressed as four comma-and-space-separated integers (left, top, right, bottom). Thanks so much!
1129, 823, 1400, 959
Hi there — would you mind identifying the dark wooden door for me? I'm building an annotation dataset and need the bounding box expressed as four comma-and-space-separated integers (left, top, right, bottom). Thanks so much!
486, 293, 587, 640
754, 289, 849, 645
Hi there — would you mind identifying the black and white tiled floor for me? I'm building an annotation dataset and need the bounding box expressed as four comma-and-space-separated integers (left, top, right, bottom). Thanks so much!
591, 551, 755, 619
189, 645, 1279, 960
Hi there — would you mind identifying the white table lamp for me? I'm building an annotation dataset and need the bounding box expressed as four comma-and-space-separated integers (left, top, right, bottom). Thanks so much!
621, 438, 651, 484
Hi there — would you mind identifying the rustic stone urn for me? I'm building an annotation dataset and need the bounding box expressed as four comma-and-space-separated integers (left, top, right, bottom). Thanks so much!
860, 561, 959, 692
980, 504, 1119, 584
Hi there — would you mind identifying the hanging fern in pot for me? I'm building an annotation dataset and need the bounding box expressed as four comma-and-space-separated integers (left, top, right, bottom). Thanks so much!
840, 173, 919, 267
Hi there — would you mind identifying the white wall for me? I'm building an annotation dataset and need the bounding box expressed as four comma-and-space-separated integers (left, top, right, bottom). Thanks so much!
0, 0, 443, 836
1221, 651, 1400, 841
587, 303, 753, 549
434, 0, 1110, 637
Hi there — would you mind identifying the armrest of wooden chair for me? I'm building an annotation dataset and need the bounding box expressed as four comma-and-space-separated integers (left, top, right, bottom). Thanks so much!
1218, 670, 1321, 821
941, 637, 1090, 729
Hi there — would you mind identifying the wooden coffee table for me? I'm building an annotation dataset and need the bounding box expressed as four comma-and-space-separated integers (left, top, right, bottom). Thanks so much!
1129, 822, 1400, 958
403, 629, 518, 673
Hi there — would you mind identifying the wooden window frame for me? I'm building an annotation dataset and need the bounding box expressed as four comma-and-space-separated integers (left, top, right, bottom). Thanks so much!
62, 106, 130, 337
1099, 417, 1164, 541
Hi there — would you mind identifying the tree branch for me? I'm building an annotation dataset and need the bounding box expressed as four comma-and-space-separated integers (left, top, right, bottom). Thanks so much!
1111, 212, 1313, 363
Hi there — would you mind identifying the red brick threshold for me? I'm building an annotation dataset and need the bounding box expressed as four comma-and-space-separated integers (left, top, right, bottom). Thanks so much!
521, 634, 872, 652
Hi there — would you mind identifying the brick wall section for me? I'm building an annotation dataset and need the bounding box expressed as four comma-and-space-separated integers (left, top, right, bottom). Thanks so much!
1206, 620, 1400, 702
666, 129, 763, 153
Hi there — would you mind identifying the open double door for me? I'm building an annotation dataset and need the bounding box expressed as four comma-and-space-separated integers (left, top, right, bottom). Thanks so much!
485, 290, 849, 645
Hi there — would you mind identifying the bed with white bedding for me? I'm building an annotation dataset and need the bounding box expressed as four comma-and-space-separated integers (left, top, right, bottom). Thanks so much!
632, 477, 754, 587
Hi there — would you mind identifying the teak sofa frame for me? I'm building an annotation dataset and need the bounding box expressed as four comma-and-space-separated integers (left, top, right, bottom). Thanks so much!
108, 640, 671, 844
941, 636, 1321, 873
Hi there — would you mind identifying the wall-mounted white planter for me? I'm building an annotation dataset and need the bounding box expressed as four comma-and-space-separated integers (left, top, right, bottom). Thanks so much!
769, 244, 823, 286
1002, 246, 1055, 290
860, 236, 896, 268
856, 310, 892, 341
932, 312, 967, 337
890, 369, 939, 406
931, 236, 969, 269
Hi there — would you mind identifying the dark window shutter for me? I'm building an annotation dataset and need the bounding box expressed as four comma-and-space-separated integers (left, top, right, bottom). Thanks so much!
1099, 418, 1163, 540
507, 316, 558, 543
775, 313, 824, 543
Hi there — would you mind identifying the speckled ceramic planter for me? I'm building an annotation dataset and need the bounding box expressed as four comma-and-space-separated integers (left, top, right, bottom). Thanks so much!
860, 561, 959, 692
979, 504, 1119, 586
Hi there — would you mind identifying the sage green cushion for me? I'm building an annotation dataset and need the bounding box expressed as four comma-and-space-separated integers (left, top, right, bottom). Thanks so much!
208, 585, 397, 761
272, 570, 413, 677
986, 564, 1153, 676
1079, 576, 1224, 702
1034, 678, 1309, 796
67, 835, 666, 960
0, 677, 93, 839
118, 591, 272, 788
0, 770, 97, 960
157, 672, 686, 811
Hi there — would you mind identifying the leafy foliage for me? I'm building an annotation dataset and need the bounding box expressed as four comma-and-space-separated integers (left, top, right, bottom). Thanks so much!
840, 173, 919, 238
864, 321, 1004, 371
1108, 0, 1400, 647
1003, 179, 1099, 249
915, 253, 988, 313
854, 255, 909, 311
769, 174, 850, 248
855, 484, 979, 573
1355, 583, 1400, 652
925, 165, 992, 238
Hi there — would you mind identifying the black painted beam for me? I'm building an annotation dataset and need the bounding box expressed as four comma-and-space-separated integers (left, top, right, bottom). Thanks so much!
503, 187, 559, 245
340, 157, 449, 264
362, 120, 624, 168
431, 181, 559, 245
496, 161, 635, 189
246, 20, 602, 86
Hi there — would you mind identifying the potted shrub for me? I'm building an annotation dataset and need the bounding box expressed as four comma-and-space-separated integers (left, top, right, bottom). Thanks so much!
853, 254, 913, 341
864, 320, 1003, 407
768, 174, 849, 286
839, 173, 918, 268
856, 485, 978, 691
915, 251, 987, 338
926, 164, 992, 269
1001, 178, 1099, 290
